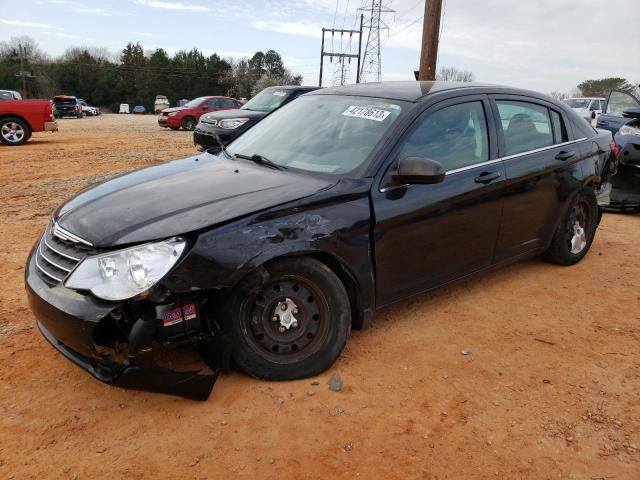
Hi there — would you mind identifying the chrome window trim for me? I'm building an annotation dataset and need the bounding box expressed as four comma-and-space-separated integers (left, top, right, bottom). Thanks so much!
51, 221, 93, 247
378, 137, 586, 192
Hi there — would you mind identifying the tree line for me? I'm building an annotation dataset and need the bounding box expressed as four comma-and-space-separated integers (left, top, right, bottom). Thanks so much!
0, 36, 302, 112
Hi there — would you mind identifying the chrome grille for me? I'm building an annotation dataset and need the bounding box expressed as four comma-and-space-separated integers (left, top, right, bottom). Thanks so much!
35, 222, 95, 286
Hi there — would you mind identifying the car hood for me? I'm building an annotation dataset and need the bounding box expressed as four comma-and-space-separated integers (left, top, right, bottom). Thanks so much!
161, 106, 185, 114
200, 109, 266, 123
55, 155, 335, 247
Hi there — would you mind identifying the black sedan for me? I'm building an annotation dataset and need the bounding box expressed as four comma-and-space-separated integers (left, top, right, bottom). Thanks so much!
26, 81, 614, 400
596, 89, 640, 212
193, 85, 319, 150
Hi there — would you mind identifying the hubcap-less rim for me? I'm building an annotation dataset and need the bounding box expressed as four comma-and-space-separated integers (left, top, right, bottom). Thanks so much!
241, 276, 329, 363
567, 201, 589, 254
1, 122, 24, 143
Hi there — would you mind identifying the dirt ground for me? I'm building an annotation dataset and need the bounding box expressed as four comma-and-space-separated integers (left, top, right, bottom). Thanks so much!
1, 114, 638, 479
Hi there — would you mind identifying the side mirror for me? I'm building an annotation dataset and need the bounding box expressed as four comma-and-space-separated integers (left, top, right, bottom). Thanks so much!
591, 111, 596, 119
622, 107, 640, 119
395, 156, 446, 185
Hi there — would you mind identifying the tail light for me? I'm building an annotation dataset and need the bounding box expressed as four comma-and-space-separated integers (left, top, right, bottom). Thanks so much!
611, 139, 619, 159
45, 101, 53, 119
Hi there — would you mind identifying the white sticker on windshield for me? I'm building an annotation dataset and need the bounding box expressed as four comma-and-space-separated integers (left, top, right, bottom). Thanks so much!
342, 105, 391, 122
273, 91, 287, 96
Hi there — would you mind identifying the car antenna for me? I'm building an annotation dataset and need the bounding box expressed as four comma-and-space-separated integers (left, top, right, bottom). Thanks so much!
214, 133, 235, 160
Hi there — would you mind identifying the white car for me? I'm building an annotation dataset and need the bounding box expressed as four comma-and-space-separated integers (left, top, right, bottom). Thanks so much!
564, 97, 606, 123
79, 100, 99, 116
119, 103, 130, 114
154, 95, 170, 114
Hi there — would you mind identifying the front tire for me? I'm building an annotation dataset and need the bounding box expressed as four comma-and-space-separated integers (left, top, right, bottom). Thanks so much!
543, 188, 598, 266
0, 117, 31, 146
223, 257, 351, 380
181, 116, 196, 131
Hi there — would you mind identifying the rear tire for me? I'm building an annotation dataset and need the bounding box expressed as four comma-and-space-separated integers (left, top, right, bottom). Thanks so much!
543, 188, 598, 266
0, 117, 31, 146
222, 257, 351, 380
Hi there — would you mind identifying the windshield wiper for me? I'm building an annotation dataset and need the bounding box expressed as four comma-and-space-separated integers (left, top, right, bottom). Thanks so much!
235, 153, 286, 170
213, 133, 235, 161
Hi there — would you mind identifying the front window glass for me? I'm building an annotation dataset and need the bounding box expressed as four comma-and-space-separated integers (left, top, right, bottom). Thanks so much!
228, 95, 404, 174
0, 91, 13, 101
564, 99, 590, 109
241, 88, 293, 112
183, 97, 208, 108
399, 101, 489, 171
605, 91, 640, 116
497, 101, 553, 156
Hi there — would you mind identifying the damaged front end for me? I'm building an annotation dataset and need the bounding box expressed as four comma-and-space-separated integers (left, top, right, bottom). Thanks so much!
25, 225, 229, 401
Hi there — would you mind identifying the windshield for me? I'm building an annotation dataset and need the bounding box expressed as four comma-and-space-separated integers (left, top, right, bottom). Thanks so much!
564, 99, 590, 109
241, 88, 293, 112
228, 95, 404, 174
183, 97, 208, 108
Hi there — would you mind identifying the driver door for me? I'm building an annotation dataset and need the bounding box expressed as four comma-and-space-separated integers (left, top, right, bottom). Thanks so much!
372, 96, 505, 307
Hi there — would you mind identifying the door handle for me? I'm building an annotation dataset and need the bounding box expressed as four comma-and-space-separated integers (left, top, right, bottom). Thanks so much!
474, 171, 501, 184
555, 150, 575, 161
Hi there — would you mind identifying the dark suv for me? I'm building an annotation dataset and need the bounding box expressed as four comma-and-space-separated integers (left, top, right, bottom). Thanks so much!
53, 95, 83, 118
193, 86, 319, 150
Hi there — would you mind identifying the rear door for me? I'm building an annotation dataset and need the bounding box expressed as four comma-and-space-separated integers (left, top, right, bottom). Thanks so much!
597, 90, 640, 134
490, 95, 587, 261
372, 95, 505, 306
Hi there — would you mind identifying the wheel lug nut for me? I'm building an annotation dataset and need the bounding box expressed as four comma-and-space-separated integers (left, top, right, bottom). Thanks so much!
271, 315, 279, 322
280, 303, 287, 311
278, 326, 286, 333
292, 308, 298, 315
292, 321, 298, 328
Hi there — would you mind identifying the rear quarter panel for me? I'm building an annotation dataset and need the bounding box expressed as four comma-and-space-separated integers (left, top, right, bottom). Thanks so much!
0, 99, 50, 131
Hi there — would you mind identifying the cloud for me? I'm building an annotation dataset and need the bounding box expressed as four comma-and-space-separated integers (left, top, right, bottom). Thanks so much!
251, 20, 322, 39
135, 0, 211, 12
56, 32, 81, 39
133, 31, 156, 37
1, 19, 61, 30
75, 8, 110, 15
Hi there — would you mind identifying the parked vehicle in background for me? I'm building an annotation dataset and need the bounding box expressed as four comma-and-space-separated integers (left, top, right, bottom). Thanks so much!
176, 99, 189, 107
564, 97, 605, 123
78, 100, 99, 116
154, 95, 170, 114
158, 96, 242, 131
596, 90, 640, 212
25, 82, 614, 399
0, 89, 22, 101
133, 105, 147, 114
194, 85, 320, 150
119, 103, 130, 114
53, 95, 83, 118
0, 98, 57, 145
596, 90, 640, 135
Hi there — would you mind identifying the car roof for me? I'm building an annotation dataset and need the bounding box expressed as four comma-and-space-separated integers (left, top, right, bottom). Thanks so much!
264, 85, 320, 92
565, 97, 606, 100
308, 81, 567, 103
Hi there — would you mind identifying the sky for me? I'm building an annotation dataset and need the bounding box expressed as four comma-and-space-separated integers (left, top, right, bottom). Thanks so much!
1, 0, 638, 94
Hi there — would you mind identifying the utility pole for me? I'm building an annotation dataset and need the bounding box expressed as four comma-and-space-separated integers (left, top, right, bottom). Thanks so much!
18, 44, 27, 96
418, 0, 443, 81
318, 14, 364, 87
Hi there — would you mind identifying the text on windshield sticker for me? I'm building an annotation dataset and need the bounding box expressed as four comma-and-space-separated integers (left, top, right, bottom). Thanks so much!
342, 105, 391, 122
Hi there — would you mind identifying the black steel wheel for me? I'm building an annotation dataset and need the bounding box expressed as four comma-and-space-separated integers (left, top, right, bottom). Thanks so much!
543, 188, 598, 265
223, 257, 351, 380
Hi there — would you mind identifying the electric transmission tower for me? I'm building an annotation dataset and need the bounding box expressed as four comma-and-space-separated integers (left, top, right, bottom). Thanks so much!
358, 0, 394, 83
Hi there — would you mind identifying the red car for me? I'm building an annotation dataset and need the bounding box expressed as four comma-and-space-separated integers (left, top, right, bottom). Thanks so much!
158, 96, 242, 131
0, 98, 58, 146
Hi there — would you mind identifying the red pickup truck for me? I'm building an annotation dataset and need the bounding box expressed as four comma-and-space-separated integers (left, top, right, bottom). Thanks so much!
0, 99, 58, 146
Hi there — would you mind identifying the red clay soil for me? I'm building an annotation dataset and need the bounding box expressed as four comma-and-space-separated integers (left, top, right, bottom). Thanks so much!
0, 115, 638, 479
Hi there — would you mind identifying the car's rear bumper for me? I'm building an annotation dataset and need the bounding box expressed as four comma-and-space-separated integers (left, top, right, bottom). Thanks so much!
44, 121, 58, 132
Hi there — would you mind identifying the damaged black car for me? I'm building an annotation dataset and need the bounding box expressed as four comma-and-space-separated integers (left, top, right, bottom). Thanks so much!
26, 81, 615, 400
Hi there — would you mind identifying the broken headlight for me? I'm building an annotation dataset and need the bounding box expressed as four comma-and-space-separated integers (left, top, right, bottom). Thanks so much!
65, 237, 186, 301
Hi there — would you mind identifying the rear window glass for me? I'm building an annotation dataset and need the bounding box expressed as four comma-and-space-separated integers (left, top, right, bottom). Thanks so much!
550, 110, 568, 143
497, 101, 553, 156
